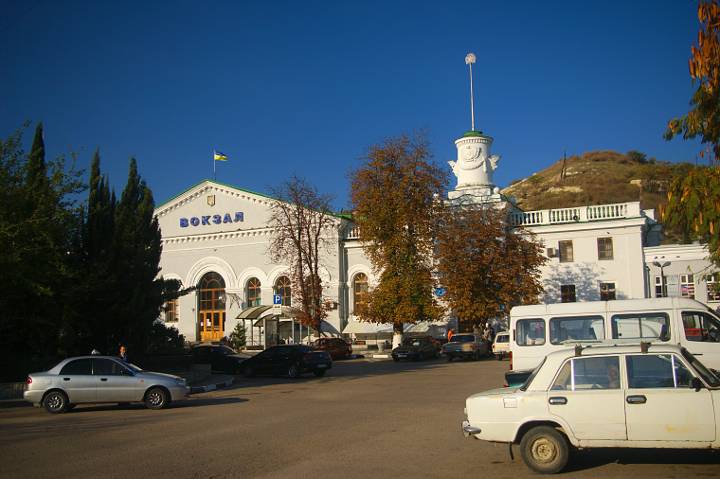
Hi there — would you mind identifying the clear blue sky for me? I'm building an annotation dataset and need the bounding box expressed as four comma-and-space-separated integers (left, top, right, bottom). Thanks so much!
0, 0, 704, 210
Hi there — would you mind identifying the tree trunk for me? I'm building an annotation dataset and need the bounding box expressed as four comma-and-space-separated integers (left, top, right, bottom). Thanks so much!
392, 322, 404, 349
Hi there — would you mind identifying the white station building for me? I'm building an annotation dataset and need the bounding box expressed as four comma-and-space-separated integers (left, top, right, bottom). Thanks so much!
155, 127, 719, 346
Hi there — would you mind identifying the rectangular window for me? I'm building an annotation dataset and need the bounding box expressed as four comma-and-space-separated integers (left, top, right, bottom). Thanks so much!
559, 240, 574, 263
680, 274, 695, 299
626, 354, 693, 389
600, 282, 616, 301
516, 319, 546, 346
611, 313, 670, 341
654, 276, 664, 298
164, 299, 178, 322
549, 316, 605, 344
561, 284, 576, 303
706, 272, 720, 301
681, 311, 720, 342
551, 356, 620, 391
597, 237, 613, 260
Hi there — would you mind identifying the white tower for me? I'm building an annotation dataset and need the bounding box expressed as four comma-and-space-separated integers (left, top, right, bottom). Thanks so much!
448, 53, 503, 203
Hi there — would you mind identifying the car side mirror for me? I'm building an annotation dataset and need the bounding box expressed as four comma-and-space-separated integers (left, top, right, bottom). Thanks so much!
691, 377, 703, 392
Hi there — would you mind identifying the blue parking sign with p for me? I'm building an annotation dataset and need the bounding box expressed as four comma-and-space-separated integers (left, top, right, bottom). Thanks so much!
273, 294, 282, 305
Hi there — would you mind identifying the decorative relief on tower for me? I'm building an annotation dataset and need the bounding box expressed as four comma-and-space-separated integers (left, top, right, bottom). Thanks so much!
448, 135, 500, 192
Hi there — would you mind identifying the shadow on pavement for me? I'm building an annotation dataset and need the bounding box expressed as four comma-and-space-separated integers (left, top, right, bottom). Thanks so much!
222, 355, 499, 390
563, 447, 720, 473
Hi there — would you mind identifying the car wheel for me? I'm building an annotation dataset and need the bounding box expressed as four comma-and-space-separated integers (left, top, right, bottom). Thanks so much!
497, 353, 503, 361
287, 363, 301, 379
447, 355, 453, 362
243, 365, 255, 378
43, 391, 68, 414
313, 369, 326, 377
144, 387, 169, 410
520, 426, 570, 474
393, 356, 399, 362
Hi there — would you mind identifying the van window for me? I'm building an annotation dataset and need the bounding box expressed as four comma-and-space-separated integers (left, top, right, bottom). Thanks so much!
549, 316, 604, 344
611, 313, 670, 341
681, 311, 720, 342
516, 319, 545, 346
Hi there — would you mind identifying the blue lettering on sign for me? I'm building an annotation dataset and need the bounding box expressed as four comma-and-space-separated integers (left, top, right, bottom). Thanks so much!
179, 212, 245, 228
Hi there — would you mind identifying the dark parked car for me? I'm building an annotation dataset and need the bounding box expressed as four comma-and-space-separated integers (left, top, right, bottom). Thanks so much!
240, 345, 332, 378
192, 344, 249, 374
312, 337, 352, 359
392, 336, 439, 361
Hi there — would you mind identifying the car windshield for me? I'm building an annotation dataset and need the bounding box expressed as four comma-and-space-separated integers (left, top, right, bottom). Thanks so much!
681, 347, 720, 387
124, 362, 143, 372
453, 334, 475, 342
520, 358, 546, 391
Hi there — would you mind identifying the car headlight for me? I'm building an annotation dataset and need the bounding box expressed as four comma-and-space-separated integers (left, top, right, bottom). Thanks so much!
176, 378, 187, 386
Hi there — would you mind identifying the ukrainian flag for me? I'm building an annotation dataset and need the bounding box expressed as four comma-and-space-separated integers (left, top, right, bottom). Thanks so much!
213, 150, 228, 161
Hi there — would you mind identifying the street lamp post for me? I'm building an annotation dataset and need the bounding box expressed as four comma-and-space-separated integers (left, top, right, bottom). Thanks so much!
653, 261, 671, 297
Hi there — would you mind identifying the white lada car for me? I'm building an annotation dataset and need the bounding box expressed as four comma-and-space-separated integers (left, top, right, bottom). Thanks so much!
462, 343, 720, 474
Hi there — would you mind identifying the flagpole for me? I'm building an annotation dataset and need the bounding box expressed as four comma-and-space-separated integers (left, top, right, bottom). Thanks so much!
213, 149, 216, 181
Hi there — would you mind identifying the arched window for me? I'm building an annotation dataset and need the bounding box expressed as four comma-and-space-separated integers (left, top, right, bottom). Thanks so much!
198, 272, 226, 341
247, 277, 262, 307
353, 273, 369, 315
274, 276, 292, 306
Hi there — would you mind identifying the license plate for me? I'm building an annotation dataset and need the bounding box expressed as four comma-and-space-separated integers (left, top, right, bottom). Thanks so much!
316, 364, 328, 368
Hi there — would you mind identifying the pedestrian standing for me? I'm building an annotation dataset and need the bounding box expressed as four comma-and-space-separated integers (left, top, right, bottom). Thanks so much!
447, 328, 455, 342
119, 345, 129, 362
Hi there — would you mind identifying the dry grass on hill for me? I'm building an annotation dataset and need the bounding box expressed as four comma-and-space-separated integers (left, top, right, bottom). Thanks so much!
502, 150, 694, 214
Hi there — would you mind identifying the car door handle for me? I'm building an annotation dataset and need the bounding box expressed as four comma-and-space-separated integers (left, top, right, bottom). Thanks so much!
100, 378, 108, 381
63, 377, 71, 381
627, 395, 647, 404
548, 396, 567, 405
693, 353, 703, 356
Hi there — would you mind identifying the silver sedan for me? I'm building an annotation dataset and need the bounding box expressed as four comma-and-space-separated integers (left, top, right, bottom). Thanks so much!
24, 355, 190, 413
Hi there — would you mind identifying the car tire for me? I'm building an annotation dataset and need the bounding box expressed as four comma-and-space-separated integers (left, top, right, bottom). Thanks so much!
287, 363, 301, 379
243, 365, 255, 378
393, 357, 399, 362
144, 387, 169, 410
43, 390, 68, 414
313, 369, 326, 377
447, 355, 453, 362
497, 353, 503, 361
520, 426, 570, 474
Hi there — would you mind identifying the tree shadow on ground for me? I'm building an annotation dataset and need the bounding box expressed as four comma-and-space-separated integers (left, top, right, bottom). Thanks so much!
217, 355, 501, 391
562, 447, 720, 473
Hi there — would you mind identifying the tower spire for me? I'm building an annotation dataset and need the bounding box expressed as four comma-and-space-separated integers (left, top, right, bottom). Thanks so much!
465, 52, 477, 131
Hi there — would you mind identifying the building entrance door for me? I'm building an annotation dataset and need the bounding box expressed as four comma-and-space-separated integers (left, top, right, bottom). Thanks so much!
198, 272, 226, 342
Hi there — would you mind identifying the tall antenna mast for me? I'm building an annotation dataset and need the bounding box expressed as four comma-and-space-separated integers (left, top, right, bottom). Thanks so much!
465, 52, 477, 131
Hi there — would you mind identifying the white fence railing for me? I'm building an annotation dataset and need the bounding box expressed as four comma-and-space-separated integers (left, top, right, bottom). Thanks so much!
509, 202, 640, 227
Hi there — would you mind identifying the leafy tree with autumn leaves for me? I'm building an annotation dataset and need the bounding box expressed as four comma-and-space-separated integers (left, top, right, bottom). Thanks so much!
350, 134, 446, 346
665, 0, 720, 163
436, 204, 546, 330
663, 1, 720, 270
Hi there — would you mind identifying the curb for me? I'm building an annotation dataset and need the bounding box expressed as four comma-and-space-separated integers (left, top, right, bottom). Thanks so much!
190, 377, 234, 394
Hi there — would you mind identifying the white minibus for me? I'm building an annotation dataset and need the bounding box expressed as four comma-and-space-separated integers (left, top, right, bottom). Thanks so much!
509, 297, 720, 372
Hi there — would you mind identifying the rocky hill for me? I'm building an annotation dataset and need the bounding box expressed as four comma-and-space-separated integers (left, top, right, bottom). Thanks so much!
501, 150, 695, 215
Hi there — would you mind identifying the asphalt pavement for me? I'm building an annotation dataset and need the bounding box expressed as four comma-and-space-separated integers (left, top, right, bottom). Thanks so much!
0, 357, 718, 479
